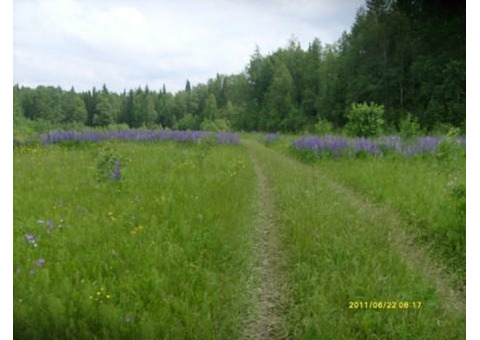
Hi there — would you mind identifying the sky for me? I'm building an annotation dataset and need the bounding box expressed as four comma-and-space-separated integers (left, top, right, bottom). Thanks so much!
13, 0, 364, 93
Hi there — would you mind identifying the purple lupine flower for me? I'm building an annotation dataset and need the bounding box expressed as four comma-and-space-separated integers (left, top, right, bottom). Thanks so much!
351, 138, 381, 156
215, 132, 239, 145
112, 162, 121, 181
25, 233, 37, 247
36, 258, 45, 267
40, 129, 239, 145
293, 135, 350, 157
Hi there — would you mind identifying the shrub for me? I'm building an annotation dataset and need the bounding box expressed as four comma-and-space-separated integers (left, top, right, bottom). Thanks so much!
314, 118, 333, 136
175, 114, 197, 131
399, 113, 421, 140
435, 127, 465, 167
200, 119, 231, 132
95, 144, 129, 182
345, 102, 384, 137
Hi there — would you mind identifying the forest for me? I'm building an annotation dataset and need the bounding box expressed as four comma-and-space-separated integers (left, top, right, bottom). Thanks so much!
13, 0, 465, 135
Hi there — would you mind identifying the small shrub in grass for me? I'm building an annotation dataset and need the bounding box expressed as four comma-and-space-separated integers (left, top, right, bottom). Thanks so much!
345, 102, 384, 138
95, 144, 129, 181
314, 118, 333, 136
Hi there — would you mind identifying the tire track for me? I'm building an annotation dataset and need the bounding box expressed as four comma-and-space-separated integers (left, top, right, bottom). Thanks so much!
244, 140, 287, 340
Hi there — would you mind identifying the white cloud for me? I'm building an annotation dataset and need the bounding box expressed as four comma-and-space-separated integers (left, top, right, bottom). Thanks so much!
14, 0, 364, 92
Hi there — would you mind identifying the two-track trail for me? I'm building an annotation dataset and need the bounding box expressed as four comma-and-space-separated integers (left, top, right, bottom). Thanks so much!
243, 139, 288, 340
241, 138, 465, 339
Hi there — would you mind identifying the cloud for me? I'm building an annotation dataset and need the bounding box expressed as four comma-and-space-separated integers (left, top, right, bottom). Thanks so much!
13, 0, 363, 92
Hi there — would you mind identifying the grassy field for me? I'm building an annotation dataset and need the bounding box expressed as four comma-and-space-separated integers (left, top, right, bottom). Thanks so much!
13, 133, 466, 339
14, 141, 257, 339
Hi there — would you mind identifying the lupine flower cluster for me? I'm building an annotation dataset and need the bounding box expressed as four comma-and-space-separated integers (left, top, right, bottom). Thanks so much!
292, 135, 465, 158
293, 136, 350, 157
40, 130, 239, 145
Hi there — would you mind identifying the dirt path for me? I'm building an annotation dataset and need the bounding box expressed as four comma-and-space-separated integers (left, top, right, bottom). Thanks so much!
243, 140, 287, 340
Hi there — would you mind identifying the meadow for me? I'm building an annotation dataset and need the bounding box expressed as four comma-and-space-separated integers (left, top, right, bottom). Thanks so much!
14, 135, 256, 339
13, 130, 466, 339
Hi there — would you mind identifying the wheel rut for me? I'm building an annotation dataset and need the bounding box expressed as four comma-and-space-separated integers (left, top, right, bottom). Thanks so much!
244, 141, 287, 340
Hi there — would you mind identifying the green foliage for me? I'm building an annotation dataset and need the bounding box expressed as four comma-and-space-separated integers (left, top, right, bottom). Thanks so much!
314, 118, 333, 136
435, 127, 465, 166
345, 102, 385, 137
175, 114, 197, 131
200, 118, 230, 132
430, 122, 456, 136
95, 144, 129, 181
93, 95, 114, 126
62, 90, 88, 124
204, 94, 218, 121
399, 113, 421, 139
264, 61, 298, 132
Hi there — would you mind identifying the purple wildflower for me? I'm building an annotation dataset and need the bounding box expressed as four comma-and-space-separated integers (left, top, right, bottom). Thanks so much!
293, 135, 350, 157
36, 258, 45, 267
41, 129, 239, 145
112, 162, 121, 181
25, 233, 37, 247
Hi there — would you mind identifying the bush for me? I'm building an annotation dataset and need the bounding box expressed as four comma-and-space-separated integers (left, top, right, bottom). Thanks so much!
175, 114, 198, 131
435, 127, 465, 166
345, 102, 384, 137
200, 119, 230, 132
430, 122, 455, 136
95, 144, 129, 182
399, 113, 421, 140
314, 118, 333, 136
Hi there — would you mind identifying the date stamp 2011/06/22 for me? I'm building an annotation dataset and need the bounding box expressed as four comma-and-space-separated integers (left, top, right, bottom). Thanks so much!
348, 301, 423, 309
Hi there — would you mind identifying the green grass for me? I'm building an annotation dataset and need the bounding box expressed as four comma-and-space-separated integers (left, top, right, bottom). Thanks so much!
245, 140, 465, 339
13, 141, 256, 339
311, 157, 466, 283
265, 134, 466, 285
14, 136, 466, 339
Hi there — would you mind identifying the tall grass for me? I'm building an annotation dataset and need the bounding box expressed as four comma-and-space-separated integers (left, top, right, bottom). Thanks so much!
312, 156, 466, 285
14, 141, 256, 338
246, 140, 465, 339
266, 133, 466, 285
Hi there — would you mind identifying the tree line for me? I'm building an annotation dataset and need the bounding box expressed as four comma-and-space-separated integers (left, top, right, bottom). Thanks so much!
13, 0, 465, 134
